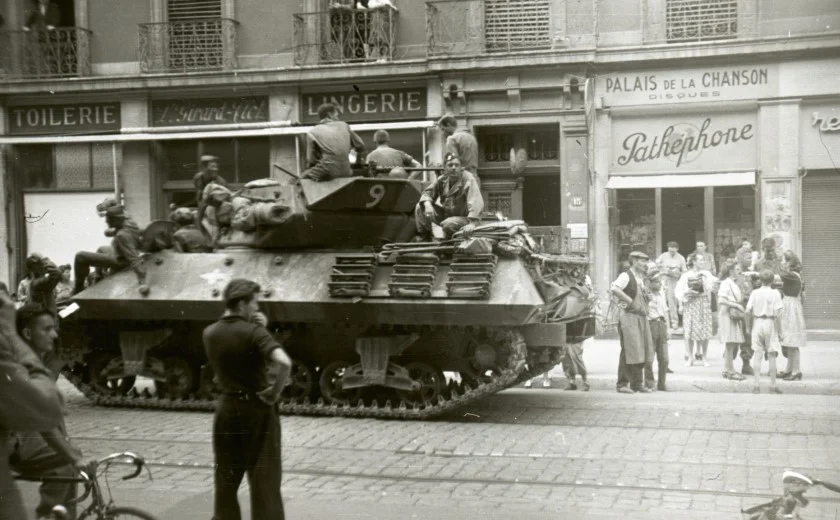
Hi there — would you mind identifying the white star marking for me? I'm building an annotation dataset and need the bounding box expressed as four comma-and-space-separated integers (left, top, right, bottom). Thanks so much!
200, 269, 230, 285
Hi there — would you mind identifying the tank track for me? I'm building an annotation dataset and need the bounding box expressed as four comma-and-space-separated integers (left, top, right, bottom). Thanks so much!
60, 327, 528, 420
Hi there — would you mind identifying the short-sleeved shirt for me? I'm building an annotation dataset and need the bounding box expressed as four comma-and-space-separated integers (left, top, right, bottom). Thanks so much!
648, 286, 669, 321
655, 252, 686, 280
611, 270, 644, 291
366, 146, 415, 168
203, 315, 282, 393
445, 130, 478, 173
745, 286, 783, 318
419, 171, 484, 219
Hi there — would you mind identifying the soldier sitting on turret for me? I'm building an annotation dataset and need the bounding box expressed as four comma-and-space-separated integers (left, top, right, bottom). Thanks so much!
366, 129, 423, 180
302, 103, 365, 182
170, 208, 211, 253
73, 206, 149, 295
414, 153, 483, 240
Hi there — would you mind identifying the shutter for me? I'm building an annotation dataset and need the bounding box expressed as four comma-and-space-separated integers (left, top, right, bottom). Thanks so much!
167, 0, 222, 21
801, 174, 840, 329
484, 0, 551, 53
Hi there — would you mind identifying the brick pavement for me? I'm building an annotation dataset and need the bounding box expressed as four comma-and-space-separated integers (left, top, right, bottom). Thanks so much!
15, 381, 839, 519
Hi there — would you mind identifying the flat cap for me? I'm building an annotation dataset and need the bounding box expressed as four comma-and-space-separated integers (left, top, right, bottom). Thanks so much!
629, 251, 649, 260
222, 278, 261, 304
200, 155, 219, 164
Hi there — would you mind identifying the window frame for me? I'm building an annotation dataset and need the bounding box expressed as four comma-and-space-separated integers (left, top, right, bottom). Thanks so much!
15, 143, 118, 193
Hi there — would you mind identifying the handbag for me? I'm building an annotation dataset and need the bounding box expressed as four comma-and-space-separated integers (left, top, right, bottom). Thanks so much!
728, 306, 745, 321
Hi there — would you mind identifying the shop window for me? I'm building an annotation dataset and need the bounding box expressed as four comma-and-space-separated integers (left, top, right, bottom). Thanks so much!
616, 189, 656, 267
477, 125, 558, 166
666, 0, 737, 43
522, 175, 561, 226
713, 185, 755, 267
15, 143, 117, 191
158, 137, 269, 185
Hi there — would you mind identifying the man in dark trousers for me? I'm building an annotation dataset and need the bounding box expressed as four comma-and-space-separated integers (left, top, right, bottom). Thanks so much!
204, 279, 292, 520
73, 205, 148, 295
25, 253, 61, 316
610, 251, 655, 394
302, 103, 365, 181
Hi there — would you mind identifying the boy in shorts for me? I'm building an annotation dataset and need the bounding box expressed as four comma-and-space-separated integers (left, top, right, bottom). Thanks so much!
745, 270, 784, 394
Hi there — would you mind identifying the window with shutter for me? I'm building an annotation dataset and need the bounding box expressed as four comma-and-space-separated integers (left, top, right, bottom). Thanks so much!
166, 0, 225, 69
484, 0, 551, 53
666, 0, 738, 43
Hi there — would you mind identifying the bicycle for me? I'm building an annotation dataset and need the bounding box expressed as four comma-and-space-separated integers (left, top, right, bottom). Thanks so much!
16, 451, 158, 520
741, 470, 840, 520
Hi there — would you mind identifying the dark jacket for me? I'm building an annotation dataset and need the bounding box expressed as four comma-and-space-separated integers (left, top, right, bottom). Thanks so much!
28, 258, 61, 316
112, 219, 146, 280
303, 119, 365, 181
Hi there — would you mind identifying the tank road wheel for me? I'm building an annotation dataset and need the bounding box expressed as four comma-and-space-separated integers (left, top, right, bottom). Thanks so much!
155, 357, 196, 400
319, 361, 361, 406
396, 362, 446, 407
281, 359, 315, 403
88, 354, 136, 395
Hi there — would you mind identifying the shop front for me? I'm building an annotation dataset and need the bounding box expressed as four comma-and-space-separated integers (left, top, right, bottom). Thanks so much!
800, 101, 840, 329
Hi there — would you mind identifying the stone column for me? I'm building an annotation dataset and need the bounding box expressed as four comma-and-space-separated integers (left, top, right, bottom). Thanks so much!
120, 97, 153, 225
592, 108, 613, 322
270, 88, 299, 183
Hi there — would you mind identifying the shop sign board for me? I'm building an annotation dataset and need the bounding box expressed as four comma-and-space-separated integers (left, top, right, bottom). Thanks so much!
597, 65, 777, 106
151, 97, 269, 127
8, 103, 121, 135
610, 112, 757, 173
301, 87, 426, 123
801, 103, 840, 170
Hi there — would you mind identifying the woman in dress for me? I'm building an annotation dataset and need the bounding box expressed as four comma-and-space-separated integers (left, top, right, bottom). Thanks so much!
717, 260, 746, 380
778, 250, 806, 381
674, 254, 716, 366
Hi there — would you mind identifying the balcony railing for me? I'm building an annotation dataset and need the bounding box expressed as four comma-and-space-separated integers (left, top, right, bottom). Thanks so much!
0, 28, 91, 79
666, 0, 738, 43
293, 5, 397, 66
138, 18, 238, 73
426, 0, 552, 57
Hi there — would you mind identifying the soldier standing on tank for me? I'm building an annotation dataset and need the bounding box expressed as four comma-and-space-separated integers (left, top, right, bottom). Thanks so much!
72, 206, 148, 295
203, 279, 292, 520
301, 103, 365, 182
415, 153, 483, 239
437, 114, 479, 181
170, 208, 211, 253
24, 253, 61, 317
366, 129, 423, 179
194, 156, 228, 206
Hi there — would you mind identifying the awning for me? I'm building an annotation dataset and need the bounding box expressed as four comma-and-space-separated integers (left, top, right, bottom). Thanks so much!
606, 171, 755, 189
0, 120, 436, 145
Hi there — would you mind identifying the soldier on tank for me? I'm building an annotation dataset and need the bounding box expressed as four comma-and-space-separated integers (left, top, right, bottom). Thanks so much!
24, 253, 61, 317
193, 155, 228, 206
366, 129, 422, 179
170, 208, 211, 253
301, 103, 365, 182
437, 114, 479, 180
414, 153, 483, 240
73, 206, 148, 295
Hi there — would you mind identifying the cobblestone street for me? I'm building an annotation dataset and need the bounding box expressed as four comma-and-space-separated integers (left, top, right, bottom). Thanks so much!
17, 377, 840, 519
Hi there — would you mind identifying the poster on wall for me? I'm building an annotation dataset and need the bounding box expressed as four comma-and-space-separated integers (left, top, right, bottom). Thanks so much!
761, 180, 793, 253
610, 112, 758, 174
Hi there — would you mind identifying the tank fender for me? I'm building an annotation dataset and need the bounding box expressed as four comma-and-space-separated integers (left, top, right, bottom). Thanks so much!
519, 323, 566, 348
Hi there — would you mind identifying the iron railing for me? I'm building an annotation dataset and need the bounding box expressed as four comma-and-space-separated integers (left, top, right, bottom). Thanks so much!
426, 0, 552, 57
666, 0, 738, 43
0, 27, 91, 79
138, 18, 238, 73
293, 5, 397, 66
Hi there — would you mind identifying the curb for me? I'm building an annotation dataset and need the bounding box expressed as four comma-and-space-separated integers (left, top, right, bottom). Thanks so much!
526, 376, 840, 395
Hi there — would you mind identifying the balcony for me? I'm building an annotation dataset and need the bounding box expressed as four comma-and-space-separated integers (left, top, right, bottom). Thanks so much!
665, 0, 738, 43
138, 18, 238, 73
0, 28, 91, 80
426, 0, 552, 57
293, 5, 397, 66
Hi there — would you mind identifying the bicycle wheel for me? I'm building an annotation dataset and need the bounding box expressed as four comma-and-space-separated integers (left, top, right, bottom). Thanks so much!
104, 506, 160, 520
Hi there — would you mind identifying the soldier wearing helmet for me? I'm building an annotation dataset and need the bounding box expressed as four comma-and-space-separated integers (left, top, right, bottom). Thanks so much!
24, 253, 61, 316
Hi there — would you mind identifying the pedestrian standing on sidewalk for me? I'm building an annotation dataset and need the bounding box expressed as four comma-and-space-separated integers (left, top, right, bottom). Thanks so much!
204, 279, 292, 520
561, 274, 594, 392
745, 270, 784, 394
717, 260, 747, 381
777, 251, 807, 382
610, 251, 654, 394
656, 241, 686, 334
644, 271, 670, 391
675, 254, 715, 366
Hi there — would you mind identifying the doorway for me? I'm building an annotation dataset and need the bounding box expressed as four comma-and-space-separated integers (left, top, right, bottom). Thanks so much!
661, 187, 704, 256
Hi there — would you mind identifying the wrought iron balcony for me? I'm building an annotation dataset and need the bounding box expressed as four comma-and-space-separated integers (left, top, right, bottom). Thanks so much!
665, 0, 738, 43
293, 5, 397, 66
138, 18, 238, 73
426, 0, 552, 57
0, 27, 91, 80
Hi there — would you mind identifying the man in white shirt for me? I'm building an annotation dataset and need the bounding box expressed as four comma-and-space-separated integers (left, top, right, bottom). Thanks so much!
655, 241, 686, 333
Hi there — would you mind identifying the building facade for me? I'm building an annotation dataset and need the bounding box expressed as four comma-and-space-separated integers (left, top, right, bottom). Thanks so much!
1, 0, 838, 328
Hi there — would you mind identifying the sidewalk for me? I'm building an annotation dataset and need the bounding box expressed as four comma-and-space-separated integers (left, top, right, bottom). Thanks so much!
531, 338, 840, 395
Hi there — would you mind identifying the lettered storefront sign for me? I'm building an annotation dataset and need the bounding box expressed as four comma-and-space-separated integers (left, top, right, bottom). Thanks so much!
611, 113, 758, 173
801, 103, 840, 170
151, 97, 269, 127
8, 103, 121, 135
301, 87, 427, 124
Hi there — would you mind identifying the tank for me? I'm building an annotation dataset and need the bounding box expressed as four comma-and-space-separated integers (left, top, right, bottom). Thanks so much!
59, 174, 594, 419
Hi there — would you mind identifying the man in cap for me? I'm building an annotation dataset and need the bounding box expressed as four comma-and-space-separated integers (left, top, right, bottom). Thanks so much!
644, 269, 671, 391
437, 114, 478, 180
170, 208, 211, 253
610, 251, 655, 394
194, 155, 228, 206
24, 253, 61, 317
302, 103, 365, 182
203, 278, 292, 520
73, 205, 148, 295
366, 129, 423, 179
414, 153, 484, 240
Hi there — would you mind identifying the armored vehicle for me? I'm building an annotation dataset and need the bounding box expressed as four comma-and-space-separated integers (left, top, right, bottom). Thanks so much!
60, 174, 594, 419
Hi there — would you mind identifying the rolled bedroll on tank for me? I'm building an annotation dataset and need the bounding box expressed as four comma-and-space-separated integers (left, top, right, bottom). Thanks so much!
60, 176, 595, 420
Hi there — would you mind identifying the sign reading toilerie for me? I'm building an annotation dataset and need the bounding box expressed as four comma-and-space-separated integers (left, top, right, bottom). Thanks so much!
301, 88, 427, 124
8, 103, 121, 135
597, 65, 778, 106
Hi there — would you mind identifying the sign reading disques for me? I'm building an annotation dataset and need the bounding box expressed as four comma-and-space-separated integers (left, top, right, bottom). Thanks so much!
611, 113, 758, 173
597, 65, 778, 106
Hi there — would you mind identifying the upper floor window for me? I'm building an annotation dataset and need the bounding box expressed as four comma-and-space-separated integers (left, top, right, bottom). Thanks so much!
485, 0, 551, 53
666, 0, 737, 43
